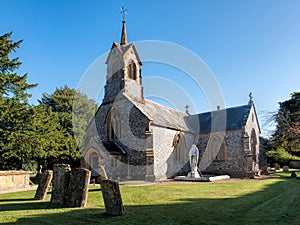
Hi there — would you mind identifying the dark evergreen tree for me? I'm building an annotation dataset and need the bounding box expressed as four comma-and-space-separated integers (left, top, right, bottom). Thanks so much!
273, 92, 300, 155
0, 32, 37, 170
266, 92, 300, 165
39, 86, 97, 169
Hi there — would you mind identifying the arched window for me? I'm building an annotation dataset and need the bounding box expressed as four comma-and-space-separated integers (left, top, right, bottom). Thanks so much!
90, 152, 99, 176
215, 140, 226, 161
106, 108, 121, 141
173, 132, 185, 162
207, 134, 227, 162
250, 129, 257, 162
127, 61, 137, 80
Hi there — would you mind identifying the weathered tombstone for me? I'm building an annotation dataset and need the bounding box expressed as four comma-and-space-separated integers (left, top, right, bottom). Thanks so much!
100, 179, 124, 216
66, 168, 91, 207
51, 164, 71, 205
34, 170, 53, 200
274, 163, 280, 170
283, 166, 289, 172
291, 171, 297, 179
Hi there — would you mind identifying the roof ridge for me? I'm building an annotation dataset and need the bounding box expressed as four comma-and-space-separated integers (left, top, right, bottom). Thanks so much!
143, 98, 187, 115
195, 104, 251, 116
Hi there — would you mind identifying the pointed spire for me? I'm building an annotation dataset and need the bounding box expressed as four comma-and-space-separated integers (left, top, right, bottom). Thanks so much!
120, 20, 128, 45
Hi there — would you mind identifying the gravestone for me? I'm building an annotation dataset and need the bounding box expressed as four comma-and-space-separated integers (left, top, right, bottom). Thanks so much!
274, 163, 280, 170
51, 164, 71, 205
66, 168, 91, 207
100, 179, 124, 216
283, 166, 289, 172
34, 170, 53, 200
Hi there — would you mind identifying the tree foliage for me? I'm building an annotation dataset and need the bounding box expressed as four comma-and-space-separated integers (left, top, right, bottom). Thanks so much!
39, 86, 97, 169
0, 32, 97, 170
266, 92, 300, 165
0, 32, 37, 170
273, 92, 300, 154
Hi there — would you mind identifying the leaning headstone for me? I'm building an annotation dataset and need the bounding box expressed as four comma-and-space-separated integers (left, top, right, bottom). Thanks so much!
51, 164, 71, 205
100, 179, 124, 216
34, 170, 53, 200
66, 168, 91, 207
283, 166, 289, 172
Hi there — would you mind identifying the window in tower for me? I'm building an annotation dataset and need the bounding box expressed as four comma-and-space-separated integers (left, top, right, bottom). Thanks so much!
127, 61, 137, 80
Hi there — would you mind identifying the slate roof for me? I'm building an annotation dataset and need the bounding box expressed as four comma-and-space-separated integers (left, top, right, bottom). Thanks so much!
126, 95, 192, 132
189, 104, 252, 133
127, 95, 253, 133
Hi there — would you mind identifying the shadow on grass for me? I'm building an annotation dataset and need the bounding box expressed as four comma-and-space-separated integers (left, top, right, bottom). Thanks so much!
0, 200, 68, 211
0, 198, 34, 202
1, 178, 300, 225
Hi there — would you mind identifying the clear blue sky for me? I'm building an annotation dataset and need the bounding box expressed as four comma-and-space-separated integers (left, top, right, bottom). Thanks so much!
1, 0, 300, 136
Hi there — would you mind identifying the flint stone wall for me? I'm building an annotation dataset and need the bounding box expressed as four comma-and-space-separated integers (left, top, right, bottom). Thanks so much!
197, 130, 248, 178
85, 98, 150, 180
152, 125, 195, 181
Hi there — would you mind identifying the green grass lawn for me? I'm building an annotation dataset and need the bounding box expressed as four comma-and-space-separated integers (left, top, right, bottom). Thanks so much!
1, 178, 300, 225
271, 168, 300, 178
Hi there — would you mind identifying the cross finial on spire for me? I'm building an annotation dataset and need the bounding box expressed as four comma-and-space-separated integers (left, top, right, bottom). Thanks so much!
120, 5, 127, 21
249, 92, 253, 104
120, 5, 128, 45
185, 104, 190, 115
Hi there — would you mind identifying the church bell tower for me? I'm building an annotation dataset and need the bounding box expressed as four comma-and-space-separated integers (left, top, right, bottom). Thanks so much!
103, 19, 143, 103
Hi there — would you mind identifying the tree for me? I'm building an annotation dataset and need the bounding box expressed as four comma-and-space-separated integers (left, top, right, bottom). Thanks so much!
266, 92, 300, 165
0, 32, 97, 170
28, 104, 65, 169
38, 86, 97, 169
0, 32, 37, 170
273, 92, 300, 155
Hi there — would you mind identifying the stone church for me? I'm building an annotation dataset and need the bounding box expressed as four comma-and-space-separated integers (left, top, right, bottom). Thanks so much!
82, 20, 261, 181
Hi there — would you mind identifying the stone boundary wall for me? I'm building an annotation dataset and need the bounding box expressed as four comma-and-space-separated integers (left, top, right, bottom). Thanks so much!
289, 160, 300, 169
0, 171, 31, 192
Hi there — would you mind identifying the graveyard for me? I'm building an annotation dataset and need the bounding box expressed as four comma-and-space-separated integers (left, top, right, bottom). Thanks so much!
0, 171, 299, 225
1, 2, 300, 225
